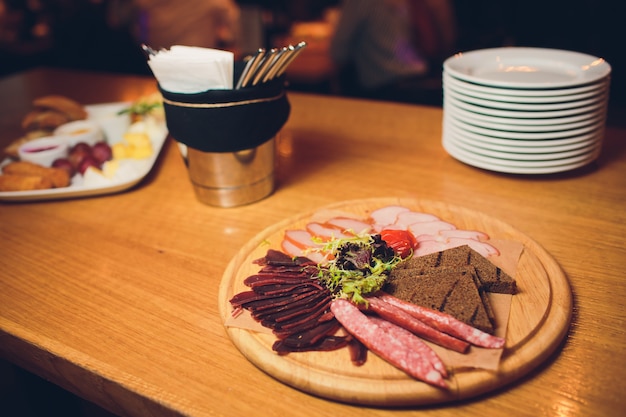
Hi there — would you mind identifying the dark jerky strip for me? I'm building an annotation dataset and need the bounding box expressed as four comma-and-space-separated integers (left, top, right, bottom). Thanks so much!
271, 317, 325, 338
229, 287, 313, 307
275, 293, 331, 323
273, 335, 350, 354
348, 337, 368, 366
269, 307, 334, 337
237, 288, 321, 311
251, 283, 319, 296
277, 319, 341, 349
243, 291, 324, 316
274, 299, 331, 326
254, 249, 315, 267
244, 273, 312, 285
316, 310, 335, 323
229, 290, 265, 307
270, 308, 332, 336
272, 299, 331, 328
251, 290, 329, 319
258, 264, 319, 275
248, 278, 324, 290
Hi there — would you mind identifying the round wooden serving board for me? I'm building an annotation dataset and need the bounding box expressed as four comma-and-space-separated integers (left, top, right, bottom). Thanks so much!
218, 198, 573, 406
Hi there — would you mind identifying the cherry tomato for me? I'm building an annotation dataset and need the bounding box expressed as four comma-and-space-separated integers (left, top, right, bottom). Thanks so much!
380, 229, 417, 258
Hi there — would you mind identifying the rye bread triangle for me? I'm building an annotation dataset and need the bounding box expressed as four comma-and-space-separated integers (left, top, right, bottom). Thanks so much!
396, 244, 517, 294
387, 265, 496, 325
384, 267, 495, 334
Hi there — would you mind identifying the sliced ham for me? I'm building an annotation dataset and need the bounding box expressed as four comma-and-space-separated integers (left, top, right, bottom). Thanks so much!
281, 239, 328, 264
445, 238, 499, 257
368, 205, 410, 230
283, 229, 320, 250
394, 211, 441, 228
438, 229, 489, 241
408, 220, 457, 237
413, 234, 499, 258
305, 222, 352, 240
413, 239, 451, 257
324, 217, 373, 235
330, 299, 448, 388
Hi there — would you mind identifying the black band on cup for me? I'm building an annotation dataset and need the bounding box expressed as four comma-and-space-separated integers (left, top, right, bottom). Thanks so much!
159, 63, 290, 153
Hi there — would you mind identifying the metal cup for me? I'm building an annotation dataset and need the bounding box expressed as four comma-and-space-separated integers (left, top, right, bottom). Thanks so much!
185, 138, 275, 207
159, 62, 290, 207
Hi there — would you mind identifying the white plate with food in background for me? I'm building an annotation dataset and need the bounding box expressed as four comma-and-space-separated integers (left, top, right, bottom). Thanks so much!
0, 102, 168, 202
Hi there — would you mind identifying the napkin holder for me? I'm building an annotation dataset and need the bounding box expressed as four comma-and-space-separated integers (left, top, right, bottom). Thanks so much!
159, 66, 290, 207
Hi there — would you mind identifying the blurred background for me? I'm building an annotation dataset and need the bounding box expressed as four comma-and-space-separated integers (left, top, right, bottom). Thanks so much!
0, 0, 623, 110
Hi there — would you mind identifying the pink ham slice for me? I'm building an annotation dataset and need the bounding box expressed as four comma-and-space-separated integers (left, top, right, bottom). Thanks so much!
368, 205, 410, 230
305, 222, 353, 240
281, 230, 328, 264
330, 299, 448, 388
413, 235, 499, 257
394, 211, 441, 228
323, 217, 373, 234
408, 220, 457, 237
438, 229, 489, 241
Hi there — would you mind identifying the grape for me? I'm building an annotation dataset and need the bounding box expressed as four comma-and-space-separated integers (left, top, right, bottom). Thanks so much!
52, 158, 76, 177
68, 145, 92, 170
91, 142, 113, 164
77, 155, 100, 174
70, 142, 92, 155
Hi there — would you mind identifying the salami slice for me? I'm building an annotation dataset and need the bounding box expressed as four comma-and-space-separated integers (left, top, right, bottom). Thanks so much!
369, 317, 448, 378
366, 297, 469, 353
330, 299, 448, 388
377, 293, 505, 349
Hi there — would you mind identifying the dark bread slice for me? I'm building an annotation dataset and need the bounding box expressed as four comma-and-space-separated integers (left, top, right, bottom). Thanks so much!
398, 245, 517, 294
385, 267, 495, 334
387, 265, 496, 326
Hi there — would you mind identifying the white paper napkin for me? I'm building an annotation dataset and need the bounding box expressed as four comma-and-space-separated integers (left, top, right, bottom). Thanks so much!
147, 45, 234, 93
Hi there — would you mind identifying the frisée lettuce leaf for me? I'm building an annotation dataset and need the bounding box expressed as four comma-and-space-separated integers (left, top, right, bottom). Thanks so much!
314, 234, 402, 305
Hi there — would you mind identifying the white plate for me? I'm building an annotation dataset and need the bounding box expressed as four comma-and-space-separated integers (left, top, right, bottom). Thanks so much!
445, 130, 601, 161
443, 123, 604, 153
444, 104, 606, 132
444, 133, 600, 168
0, 103, 168, 202
444, 113, 606, 140
444, 82, 608, 111
442, 71, 609, 98
444, 93, 608, 119
443, 47, 611, 89
442, 136, 600, 174
443, 100, 605, 126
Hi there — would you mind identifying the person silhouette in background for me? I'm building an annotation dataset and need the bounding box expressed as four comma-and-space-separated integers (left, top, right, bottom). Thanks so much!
330, 0, 456, 105
129, 0, 241, 51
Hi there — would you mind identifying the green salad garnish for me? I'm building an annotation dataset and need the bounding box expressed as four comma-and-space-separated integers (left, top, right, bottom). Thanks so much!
314, 234, 402, 305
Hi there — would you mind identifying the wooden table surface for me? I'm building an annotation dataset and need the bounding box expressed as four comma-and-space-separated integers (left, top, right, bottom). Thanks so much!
1, 68, 625, 417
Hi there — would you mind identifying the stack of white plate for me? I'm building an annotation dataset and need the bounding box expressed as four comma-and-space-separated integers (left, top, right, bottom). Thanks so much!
442, 47, 611, 174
